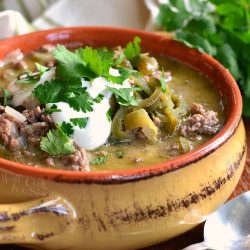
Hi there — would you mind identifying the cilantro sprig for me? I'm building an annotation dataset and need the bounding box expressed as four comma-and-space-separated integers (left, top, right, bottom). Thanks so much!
1, 88, 11, 106
16, 72, 39, 85
70, 117, 88, 129
124, 36, 141, 67
33, 44, 143, 113
30, 38, 146, 156
157, 0, 250, 116
53, 45, 114, 83
107, 86, 141, 107
160, 67, 167, 93
90, 155, 109, 165
60, 122, 74, 136
44, 104, 61, 114
35, 63, 49, 75
33, 80, 94, 113
16, 63, 49, 85
40, 124, 75, 156
33, 80, 63, 104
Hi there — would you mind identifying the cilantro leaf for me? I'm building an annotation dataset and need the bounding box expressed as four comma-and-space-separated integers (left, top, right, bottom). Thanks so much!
16, 64, 49, 85
243, 95, 250, 116
95, 48, 114, 76
157, 0, 250, 116
184, 16, 216, 36
53, 45, 115, 83
33, 79, 63, 104
244, 65, 250, 99
176, 31, 217, 56
62, 85, 87, 99
60, 122, 74, 136
107, 87, 140, 107
216, 44, 241, 79
40, 126, 75, 156
16, 72, 39, 85
75, 46, 114, 78
115, 150, 125, 159
35, 63, 49, 75
76, 46, 103, 77
67, 93, 94, 113
157, 2, 190, 31
94, 94, 104, 103
44, 104, 61, 114
1, 88, 11, 106
108, 67, 138, 84
124, 36, 141, 67
160, 67, 167, 93
33, 80, 94, 113
90, 155, 108, 165
157, 0, 213, 31
106, 108, 112, 122
70, 117, 88, 129
53, 45, 93, 83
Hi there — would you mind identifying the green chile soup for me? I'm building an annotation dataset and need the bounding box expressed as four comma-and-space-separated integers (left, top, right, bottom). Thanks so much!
0, 37, 225, 171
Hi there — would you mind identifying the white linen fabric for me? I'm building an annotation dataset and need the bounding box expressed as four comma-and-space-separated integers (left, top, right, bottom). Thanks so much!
0, 0, 162, 39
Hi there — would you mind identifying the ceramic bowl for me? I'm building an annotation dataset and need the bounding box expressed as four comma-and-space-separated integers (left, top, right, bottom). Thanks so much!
0, 27, 246, 250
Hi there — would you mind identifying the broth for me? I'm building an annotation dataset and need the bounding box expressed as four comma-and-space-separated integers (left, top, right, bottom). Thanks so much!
0, 42, 225, 171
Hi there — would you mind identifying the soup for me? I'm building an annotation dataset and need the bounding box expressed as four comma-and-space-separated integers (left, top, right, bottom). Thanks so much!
0, 37, 225, 171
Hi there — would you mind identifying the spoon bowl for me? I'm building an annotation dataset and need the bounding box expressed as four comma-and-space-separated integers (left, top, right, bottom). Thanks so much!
184, 191, 250, 250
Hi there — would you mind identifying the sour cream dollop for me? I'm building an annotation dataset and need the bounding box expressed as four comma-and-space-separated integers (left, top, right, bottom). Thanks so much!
48, 77, 113, 150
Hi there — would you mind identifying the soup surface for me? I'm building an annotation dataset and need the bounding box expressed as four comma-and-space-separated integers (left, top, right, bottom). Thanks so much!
0, 38, 225, 171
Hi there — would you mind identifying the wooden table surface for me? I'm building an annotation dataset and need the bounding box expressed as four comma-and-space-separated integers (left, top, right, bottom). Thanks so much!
1, 119, 249, 250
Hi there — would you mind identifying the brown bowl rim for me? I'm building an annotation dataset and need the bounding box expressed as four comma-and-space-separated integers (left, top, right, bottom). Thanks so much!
0, 27, 242, 184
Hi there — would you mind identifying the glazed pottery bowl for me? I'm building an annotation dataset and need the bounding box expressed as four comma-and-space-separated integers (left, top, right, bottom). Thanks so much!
0, 27, 246, 250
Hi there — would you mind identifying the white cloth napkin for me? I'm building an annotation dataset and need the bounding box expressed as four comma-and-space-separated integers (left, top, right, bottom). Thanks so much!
0, 0, 162, 39
0, 10, 33, 39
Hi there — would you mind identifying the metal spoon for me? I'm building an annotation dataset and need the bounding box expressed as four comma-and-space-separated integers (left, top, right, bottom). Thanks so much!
183, 191, 250, 250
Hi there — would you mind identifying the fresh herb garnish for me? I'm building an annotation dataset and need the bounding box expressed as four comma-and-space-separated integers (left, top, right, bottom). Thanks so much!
124, 36, 141, 67
35, 63, 49, 75
107, 86, 140, 107
44, 104, 61, 114
16, 72, 39, 84
70, 117, 88, 129
94, 94, 104, 103
40, 124, 75, 156
33, 80, 94, 113
108, 67, 138, 84
34, 40, 143, 114
16, 63, 49, 85
53, 45, 90, 84
90, 155, 109, 165
157, 0, 250, 116
1, 88, 11, 106
53, 45, 114, 83
33, 79, 63, 104
77, 46, 114, 78
67, 93, 94, 113
60, 122, 74, 136
160, 67, 167, 93
115, 150, 125, 159
106, 108, 112, 122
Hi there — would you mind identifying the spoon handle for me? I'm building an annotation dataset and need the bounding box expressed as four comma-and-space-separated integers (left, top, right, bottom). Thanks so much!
182, 242, 213, 250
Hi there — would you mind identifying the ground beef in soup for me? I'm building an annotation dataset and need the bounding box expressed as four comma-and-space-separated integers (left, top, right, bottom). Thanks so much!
0, 42, 225, 171
0, 105, 89, 171
179, 103, 221, 136
0, 111, 25, 150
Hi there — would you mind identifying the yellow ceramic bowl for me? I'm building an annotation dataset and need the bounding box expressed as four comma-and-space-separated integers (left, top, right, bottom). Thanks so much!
0, 27, 246, 250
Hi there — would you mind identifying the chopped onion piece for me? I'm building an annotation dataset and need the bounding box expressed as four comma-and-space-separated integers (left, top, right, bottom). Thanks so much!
5, 106, 26, 122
